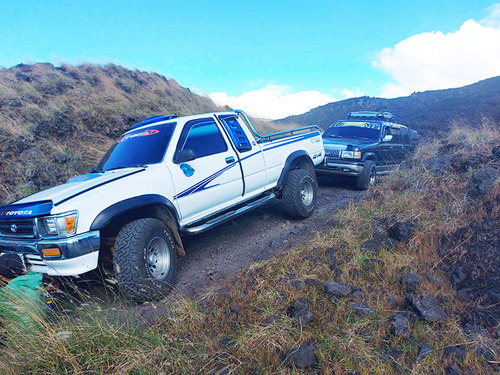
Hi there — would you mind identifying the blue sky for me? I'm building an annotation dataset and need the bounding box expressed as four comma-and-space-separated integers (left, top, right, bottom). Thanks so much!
1, 1, 500, 118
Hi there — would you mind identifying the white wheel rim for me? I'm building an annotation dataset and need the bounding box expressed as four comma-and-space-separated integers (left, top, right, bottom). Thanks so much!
369, 168, 376, 185
147, 236, 171, 280
300, 180, 314, 206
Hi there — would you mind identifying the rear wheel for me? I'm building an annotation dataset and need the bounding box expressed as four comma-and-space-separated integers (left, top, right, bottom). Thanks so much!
281, 169, 317, 218
113, 218, 177, 302
355, 160, 376, 190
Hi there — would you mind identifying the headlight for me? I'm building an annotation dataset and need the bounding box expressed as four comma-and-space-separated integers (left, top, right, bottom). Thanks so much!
340, 150, 361, 159
37, 211, 78, 238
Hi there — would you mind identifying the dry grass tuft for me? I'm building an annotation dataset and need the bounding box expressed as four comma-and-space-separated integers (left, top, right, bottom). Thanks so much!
1, 121, 499, 373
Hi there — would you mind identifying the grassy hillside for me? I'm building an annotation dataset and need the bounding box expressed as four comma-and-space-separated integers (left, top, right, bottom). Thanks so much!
0, 63, 283, 205
1, 122, 498, 374
0, 63, 231, 204
276, 76, 500, 137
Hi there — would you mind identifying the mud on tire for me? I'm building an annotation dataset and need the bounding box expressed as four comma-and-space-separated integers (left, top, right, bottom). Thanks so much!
113, 218, 177, 302
281, 169, 317, 218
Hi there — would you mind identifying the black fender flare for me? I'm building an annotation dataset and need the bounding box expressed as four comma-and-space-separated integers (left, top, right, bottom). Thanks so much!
362, 152, 377, 162
277, 150, 315, 187
90, 194, 185, 256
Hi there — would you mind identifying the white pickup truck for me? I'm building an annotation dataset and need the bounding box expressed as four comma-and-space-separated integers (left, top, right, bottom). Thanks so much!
0, 110, 323, 301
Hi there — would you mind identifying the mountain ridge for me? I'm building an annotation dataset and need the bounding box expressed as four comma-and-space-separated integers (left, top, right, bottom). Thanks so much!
276, 76, 500, 136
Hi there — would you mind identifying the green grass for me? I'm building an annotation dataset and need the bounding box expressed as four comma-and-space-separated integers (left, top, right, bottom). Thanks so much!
1, 123, 499, 374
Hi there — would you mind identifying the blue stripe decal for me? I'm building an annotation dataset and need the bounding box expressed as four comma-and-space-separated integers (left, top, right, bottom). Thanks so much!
173, 163, 236, 199
173, 132, 318, 200
239, 150, 263, 162
262, 132, 318, 152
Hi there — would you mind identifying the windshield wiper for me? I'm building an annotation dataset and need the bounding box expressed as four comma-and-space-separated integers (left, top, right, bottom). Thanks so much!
347, 136, 372, 141
105, 165, 147, 172
327, 134, 342, 138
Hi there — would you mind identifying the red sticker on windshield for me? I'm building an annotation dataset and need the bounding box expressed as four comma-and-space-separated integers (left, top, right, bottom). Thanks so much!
118, 129, 160, 143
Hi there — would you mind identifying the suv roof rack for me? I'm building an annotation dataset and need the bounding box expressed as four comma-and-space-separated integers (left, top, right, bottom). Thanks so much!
347, 111, 395, 122
131, 114, 177, 130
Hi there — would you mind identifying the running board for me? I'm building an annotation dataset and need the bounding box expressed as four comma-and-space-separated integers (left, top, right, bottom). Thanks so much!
181, 194, 275, 235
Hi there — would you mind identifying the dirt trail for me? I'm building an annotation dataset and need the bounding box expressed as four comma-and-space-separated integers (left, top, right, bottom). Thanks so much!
173, 177, 364, 298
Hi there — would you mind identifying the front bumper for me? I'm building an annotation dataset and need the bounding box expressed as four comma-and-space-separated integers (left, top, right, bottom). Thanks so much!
0, 231, 100, 276
315, 158, 365, 177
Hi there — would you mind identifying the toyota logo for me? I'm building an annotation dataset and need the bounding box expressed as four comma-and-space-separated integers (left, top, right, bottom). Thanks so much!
10, 224, 18, 233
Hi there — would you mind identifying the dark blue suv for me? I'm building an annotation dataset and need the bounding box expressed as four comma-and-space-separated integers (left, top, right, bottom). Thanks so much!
315, 111, 417, 190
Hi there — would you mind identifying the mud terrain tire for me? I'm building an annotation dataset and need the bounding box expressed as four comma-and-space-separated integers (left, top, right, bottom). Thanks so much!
282, 169, 317, 218
114, 218, 177, 302
355, 160, 376, 190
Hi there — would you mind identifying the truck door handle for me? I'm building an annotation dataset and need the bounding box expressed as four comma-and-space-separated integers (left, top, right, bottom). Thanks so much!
225, 156, 235, 164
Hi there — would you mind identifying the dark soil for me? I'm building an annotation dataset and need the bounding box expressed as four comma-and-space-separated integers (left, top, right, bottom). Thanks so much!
175, 176, 363, 298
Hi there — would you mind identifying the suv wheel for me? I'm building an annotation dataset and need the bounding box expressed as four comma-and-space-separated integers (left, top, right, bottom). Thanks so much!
113, 218, 177, 302
281, 169, 317, 218
355, 160, 376, 190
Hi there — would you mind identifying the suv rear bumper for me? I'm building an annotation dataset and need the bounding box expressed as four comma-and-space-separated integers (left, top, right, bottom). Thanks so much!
0, 231, 100, 276
315, 159, 364, 177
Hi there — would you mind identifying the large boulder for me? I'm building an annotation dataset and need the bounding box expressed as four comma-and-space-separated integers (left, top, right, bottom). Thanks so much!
287, 300, 314, 326
406, 294, 447, 322
425, 155, 452, 175
472, 168, 499, 195
391, 314, 410, 338
323, 281, 353, 297
387, 221, 417, 243
285, 345, 317, 369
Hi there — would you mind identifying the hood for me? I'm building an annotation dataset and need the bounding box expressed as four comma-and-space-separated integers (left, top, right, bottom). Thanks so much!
322, 137, 377, 149
14, 168, 145, 207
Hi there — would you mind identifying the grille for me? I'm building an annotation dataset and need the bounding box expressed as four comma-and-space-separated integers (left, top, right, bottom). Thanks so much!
24, 254, 47, 272
325, 149, 341, 159
0, 219, 36, 238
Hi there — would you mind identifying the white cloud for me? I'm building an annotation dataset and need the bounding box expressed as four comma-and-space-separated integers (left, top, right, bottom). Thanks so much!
481, 3, 500, 29
209, 85, 336, 119
373, 5, 500, 98
189, 87, 209, 97
341, 88, 366, 99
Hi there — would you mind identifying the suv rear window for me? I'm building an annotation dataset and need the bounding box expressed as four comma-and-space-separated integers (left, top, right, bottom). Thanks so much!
95, 123, 176, 171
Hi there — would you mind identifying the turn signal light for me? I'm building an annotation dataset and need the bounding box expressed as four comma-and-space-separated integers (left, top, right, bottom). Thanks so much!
65, 216, 76, 233
43, 248, 61, 257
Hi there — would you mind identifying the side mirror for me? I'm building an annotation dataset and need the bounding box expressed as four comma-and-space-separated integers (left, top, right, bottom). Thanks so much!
176, 149, 196, 163
382, 135, 393, 142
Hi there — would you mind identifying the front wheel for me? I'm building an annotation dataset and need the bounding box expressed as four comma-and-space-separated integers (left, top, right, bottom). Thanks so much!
281, 169, 317, 218
113, 218, 177, 302
355, 160, 376, 190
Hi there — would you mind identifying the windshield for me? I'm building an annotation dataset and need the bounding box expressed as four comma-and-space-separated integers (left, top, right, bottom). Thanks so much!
95, 123, 176, 171
323, 121, 381, 141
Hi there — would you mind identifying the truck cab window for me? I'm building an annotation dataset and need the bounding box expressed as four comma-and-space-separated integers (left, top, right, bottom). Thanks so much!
401, 127, 410, 145
390, 127, 402, 143
178, 119, 228, 159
